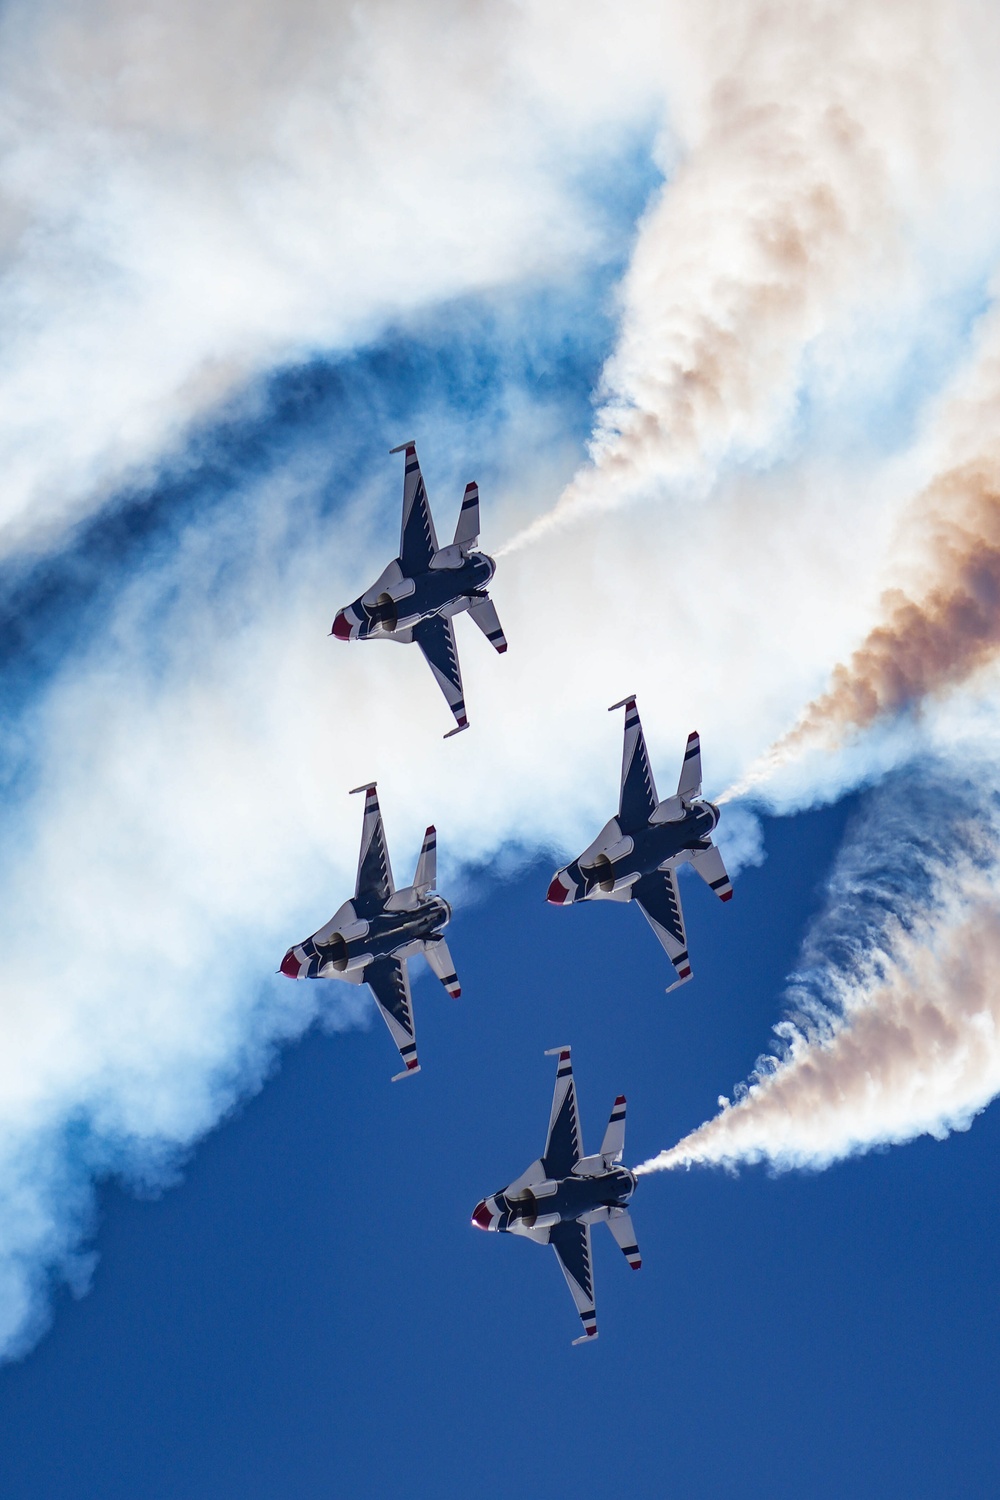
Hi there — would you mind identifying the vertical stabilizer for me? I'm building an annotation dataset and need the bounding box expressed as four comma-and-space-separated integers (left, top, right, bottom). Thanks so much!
600, 1095, 627, 1164
452, 481, 480, 552
413, 825, 437, 893
676, 731, 702, 801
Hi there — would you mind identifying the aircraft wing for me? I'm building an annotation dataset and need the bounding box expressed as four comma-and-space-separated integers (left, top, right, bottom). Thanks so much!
549, 1219, 597, 1343
365, 957, 420, 1080
542, 1047, 581, 1179
392, 442, 439, 574
634, 870, 692, 990
413, 614, 468, 736
611, 696, 658, 833
351, 783, 394, 906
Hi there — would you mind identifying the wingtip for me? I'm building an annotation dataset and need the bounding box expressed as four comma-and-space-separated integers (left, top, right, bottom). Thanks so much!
572, 1329, 599, 1346
349, 781, 378, 796
608, 694, 637, 713
388, 440, 416, 454
391, 1063, 422, 1082
444, 720, 470, 739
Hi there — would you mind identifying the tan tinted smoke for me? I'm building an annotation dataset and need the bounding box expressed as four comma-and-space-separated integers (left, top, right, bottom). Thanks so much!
636, 857, 1000, 1173
500, 0, 948, 554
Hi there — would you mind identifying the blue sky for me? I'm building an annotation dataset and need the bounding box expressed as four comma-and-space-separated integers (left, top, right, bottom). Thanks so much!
3, 806, 1000, 1500
3, 4, 1000, 1497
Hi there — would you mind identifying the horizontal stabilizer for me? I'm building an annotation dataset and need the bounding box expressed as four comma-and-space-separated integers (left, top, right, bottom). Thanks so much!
413, 825, 437, 893
600, 1095, 627, 1164
424, 936, 461, 998
453, 481, 480, 551
676, 731, 702, 801
689, 841, 733, 901
468, 595, 507, 654
605, 1207, 641, 1269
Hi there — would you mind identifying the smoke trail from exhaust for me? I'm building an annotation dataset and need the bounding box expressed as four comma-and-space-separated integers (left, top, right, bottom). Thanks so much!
721, 307, 1000, 805
637, 772, 1000, 1174
500, 0, 948, 555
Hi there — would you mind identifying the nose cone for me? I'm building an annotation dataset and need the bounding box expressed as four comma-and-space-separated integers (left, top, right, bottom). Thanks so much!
471, 1200, 494, 1231
546, 872, 572, 905
280, 949, 302, 979
331, 610, 352, 640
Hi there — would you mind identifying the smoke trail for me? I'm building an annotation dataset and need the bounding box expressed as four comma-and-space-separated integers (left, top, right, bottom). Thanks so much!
637, 771, 1000, 1174
500, 0, 949, 554
722, 305, 1000, 804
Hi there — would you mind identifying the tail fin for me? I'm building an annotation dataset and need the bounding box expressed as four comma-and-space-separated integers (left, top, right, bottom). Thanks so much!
424, 936, 461, 998
605, 1207, 641, 1269
413, 825, 437, 893
600, 1096, 627, 1164
468, 596, 507, 654
453, 481, 480, 552
676, 731, 702, 801
688, 842, 733, 901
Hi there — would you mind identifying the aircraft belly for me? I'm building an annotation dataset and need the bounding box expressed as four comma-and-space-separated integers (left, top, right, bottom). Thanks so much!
410, 567, 478, 618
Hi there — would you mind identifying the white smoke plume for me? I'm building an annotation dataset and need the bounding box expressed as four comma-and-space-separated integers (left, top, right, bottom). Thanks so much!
501, 0, 988, 554
0, 0, 669, 553
721, 292, 1000, 807
637, 770, 1000, 1175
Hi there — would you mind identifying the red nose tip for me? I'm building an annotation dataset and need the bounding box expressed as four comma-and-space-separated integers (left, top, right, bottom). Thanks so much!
280, 950, 301, 979
546, 875, 569, 905
472, 1201, 493, 1231
332, 611, 352, 640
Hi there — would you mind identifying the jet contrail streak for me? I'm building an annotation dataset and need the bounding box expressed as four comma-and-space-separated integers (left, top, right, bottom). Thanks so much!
637, 785, 1000, 1174
719, 310, 1000, 806
499, 0, 947, 556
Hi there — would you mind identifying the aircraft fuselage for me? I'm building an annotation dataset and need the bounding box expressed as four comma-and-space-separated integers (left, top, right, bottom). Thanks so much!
334, 552, 495, 641
281, 894, 450, 980
476, 1167, 636, 1234
556, 800, 720, 903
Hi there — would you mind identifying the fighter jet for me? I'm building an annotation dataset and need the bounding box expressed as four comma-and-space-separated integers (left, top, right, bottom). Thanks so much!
546, 696, 732, 991
279, 783, 460, 1080
331, 443, 506, 737
472, 1047, 641, 1345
